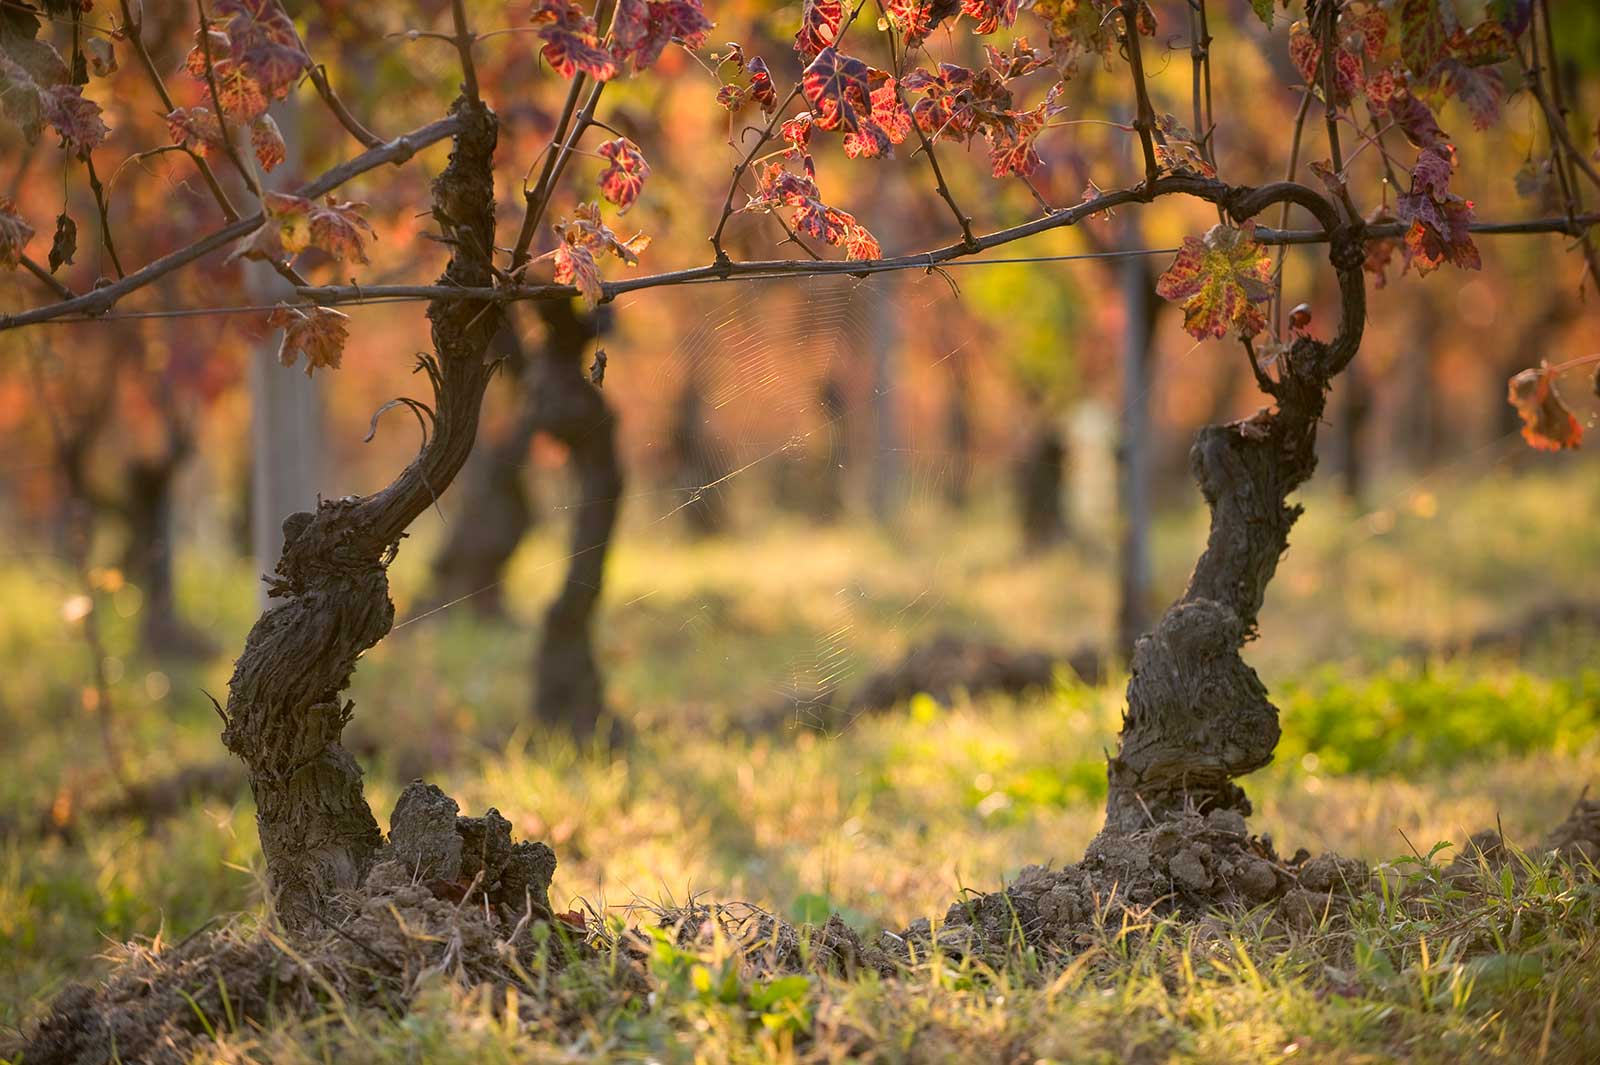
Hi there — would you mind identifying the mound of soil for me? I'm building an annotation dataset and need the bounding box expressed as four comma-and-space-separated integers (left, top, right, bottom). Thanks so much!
16, 781, 562, 1065
19, 787, 1596, 1062
852, 634, 1104, 711
1543, 796, 1600, 863
1406, 599, 1600, 661
892, 809, 1367, 965
754, 632, 1103, 733
1443, 794, 1600, 886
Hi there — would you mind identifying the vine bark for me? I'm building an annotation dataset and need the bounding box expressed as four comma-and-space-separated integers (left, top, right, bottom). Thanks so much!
1103, 184, 1367, 835
220, 96, 502, 929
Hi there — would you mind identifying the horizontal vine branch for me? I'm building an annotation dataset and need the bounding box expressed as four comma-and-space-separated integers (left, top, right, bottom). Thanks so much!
0, 116, 465, 331
290, 209, 1595, 309
11, 169, 1590, 332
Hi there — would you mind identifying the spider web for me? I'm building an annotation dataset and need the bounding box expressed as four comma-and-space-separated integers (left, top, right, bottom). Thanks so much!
620, 272, 976, 735
392, 269, 1027, 737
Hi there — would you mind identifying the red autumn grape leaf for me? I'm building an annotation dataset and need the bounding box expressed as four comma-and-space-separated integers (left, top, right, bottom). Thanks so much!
41, 85, 108, 157
597, 137, 651, 213
984, 36, 1048, 78
0, 198, 34, 269
215, 0, 309, 100
251, 113, 286, 171
1155, 221, 1275, 340
744, 160, 879, 260
1363, 67, 1398, 113
1395, 145, 1480, 275
903, 63, 980, 139
185, 25, 231, 78
1386, 91, 1446, 148
1346, 6, 1388, 60
802, 47, 874, 134
611, 0, 712, 73
843, 217, 880, 259
884, 0, 961, 46
554, 241, 604, 307
254, 192, 376, 264
793, 197, 879, 258
530, 0, 618, 80
1399, 0, 1450, 82
167, 106, 226, 157
613, 0, 651, 54
780, 112, 815, 154
961, 0, 1018, 36
794, 0, 843, 58
267, 303, 349, 376
745, 57, 778, 113
1410, 143, 1452, 197
986, 106, 1045, 177
183, 7, 276, 121
1449, 18, 1514, 66
307, 197, 378, 264
548, 203, 652, 305
1507, 365, 1584, 451
717, 55, 779, 114
1443, 59, 1503, 130
211, 59, 270, 122
1153, 113, 1215, 177
982, 84, 1062, 177
843, 77, 912, 159
556, 202, 652, 266
1288, 20, 1363, 105
1401, 204, 1478, 274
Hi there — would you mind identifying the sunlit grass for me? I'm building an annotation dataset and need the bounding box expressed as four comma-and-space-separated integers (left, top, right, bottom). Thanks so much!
1, 463, 1597, 1057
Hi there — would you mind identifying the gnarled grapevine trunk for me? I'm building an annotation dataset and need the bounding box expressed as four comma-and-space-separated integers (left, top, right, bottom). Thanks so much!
221, 98, 501, 930
529, 300, 623, 741
1102, 187, 1367, 836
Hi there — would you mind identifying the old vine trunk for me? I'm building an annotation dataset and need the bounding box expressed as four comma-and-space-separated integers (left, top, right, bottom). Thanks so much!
221, 98, 501, 930
529, 299, 623, 741
1102, 186, 1367, 836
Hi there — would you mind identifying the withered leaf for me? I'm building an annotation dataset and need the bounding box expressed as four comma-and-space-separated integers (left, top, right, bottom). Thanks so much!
48, 211, 75, 272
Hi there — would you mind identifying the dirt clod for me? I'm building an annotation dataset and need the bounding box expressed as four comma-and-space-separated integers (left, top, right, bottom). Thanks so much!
1542, 797, 1600, 864
923, 811, 1369, 963
387, 779, 465, 880
18, 780, 561, 1065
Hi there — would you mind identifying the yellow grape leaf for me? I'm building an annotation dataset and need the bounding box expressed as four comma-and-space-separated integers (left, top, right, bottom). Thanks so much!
1156, 221, 1274, 340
